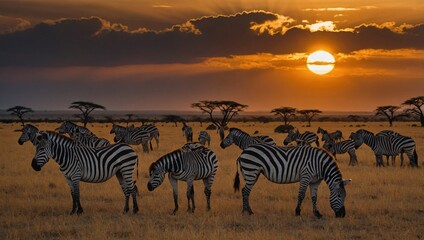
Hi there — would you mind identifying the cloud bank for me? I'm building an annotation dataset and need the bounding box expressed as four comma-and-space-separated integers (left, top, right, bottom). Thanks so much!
0, 11, 423, 67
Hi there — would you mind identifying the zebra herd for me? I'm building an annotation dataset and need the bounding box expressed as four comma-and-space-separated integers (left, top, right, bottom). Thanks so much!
17, 121, 418, 219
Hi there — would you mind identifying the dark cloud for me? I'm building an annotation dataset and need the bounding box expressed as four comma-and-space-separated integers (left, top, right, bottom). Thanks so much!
0, 12, 423, 67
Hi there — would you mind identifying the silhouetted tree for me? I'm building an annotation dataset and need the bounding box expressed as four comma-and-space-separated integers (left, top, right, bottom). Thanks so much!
163, 115, 184, 127
69, 101, 106, 127
271, 107, 297, 125
192, 100, 248, 140
125, 114, 135, 127
402, 96, 424, 127
375, 105, 401, 127
297, 109, 322, 127
7, 105, 33, 127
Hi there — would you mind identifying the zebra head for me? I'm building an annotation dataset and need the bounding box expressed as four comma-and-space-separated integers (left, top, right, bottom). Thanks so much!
182, 142, 205, 152
220, 129, 236, 149
31, 132, 52, 172
147, 162, 165, 191
283, 130, 296, 146
329, 179, 351, 218
349, 132, 363, 148
56, 121, 74, 134
18, 124, 39, 145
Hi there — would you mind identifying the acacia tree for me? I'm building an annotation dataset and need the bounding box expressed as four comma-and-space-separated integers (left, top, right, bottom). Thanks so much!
402, 96, 424, 127
375, 105, 401, 127
163, 115, 184, 127
7, 105, 34, 127
271, 107, 297, 125
192, 100, 248, 140
297, 109, 322, 127
69, 101, 106, 127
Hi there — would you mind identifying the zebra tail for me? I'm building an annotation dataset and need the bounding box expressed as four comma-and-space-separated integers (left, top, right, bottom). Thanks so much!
414, 150, 418, 167
149, 141, 153, 151
233, 159, 240, 192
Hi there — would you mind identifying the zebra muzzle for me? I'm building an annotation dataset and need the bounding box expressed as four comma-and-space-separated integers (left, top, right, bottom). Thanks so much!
31, 159, 41, 171
147, 182, 154, 191
335, 206, 346, 218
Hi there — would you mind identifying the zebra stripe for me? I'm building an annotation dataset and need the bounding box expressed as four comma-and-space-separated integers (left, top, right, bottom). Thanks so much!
234, 143, 350, 218
18, 124, 39, 145
31, 131, 139, 214
182, 123, 193, 142
220, 128, 276, 150
198, 131, 211, 146
110, 124, 150, 153
375, 130, 403, 166
147, 147, 218, 214
72, 128, 110, 148
283, 129, 320, 147
56, 121, 93, 137
350, 129, 418, 167
318, 127, 344, 142
139, 124, 160, 150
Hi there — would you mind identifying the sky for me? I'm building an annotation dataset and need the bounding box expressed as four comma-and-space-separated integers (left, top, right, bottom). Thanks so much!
0, 0, 423, 112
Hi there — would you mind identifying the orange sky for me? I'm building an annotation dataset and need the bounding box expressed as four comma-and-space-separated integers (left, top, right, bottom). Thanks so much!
0, 1, 423, 112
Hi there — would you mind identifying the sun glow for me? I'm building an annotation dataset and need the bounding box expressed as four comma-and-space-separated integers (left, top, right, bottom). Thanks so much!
307, 50, 335, 75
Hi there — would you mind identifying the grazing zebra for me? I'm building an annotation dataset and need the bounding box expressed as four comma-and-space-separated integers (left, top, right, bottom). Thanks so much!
147, 147, 218, 214
220, 128, 276, 150
376, 130, 403, 166
18, 124, 40, 145
140, 124, 160, 150
233, 144, 350, 218
322, 131, 358, 166
56, 121, 92, 137
182, 123, 193, 142
198, 131, 211, 146
71, 128, 110, 148
283, 129, 320, 147
317, 127, 344, 142
110, 124, 150, 153
350, 129, 418, 167
31, 131, 139, 214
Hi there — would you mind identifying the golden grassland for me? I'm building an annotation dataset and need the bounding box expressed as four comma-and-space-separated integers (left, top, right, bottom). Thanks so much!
0, 121, 423, 239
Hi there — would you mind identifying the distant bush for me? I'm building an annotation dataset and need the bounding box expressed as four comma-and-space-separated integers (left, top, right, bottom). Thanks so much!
274, 124, 294, 133
206, 124, 217, 130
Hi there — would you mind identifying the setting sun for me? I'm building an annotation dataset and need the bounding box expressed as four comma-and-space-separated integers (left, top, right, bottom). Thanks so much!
307, 50, 336, 75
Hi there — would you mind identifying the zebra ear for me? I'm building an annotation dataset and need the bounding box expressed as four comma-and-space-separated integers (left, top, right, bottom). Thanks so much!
342, 179, 352, 186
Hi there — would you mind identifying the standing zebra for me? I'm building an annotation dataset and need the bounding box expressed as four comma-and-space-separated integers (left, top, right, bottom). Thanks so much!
110, 124, 150, 153
322, 131, 358, 166
71, 128, 110, 148
350, 129, 418, 167
233, 144, 350, 218
56, 121, 92, 137
182, 123, 193, 142
376, 130, 403, 166
139, 124, 160, 150
18, 124, 40, 145
317, 127, 344, 142
220, 128, 276, 150
198, 131, 211, 146
31, 131, 139, 214
147, 147, 218, 214
283, 129, 320, 147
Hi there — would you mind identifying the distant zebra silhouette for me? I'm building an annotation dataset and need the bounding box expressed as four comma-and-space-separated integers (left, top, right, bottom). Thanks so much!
147, 147, 218, 214
317, 127, 344, 142
182, 123, 193, 142
283, 129, 319, 147
198, 131, 211, 146
31, 131, 139, 214
220, 128, 276, 150
350, 129, 417, 167
233, 143, 350, 218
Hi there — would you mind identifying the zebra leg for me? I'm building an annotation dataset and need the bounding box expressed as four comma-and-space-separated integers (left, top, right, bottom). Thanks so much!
186, 181, 195, 213
67, 178, 83, 215
203, 178, 212, 211
168, 176, 179, 214
295, 177, 310, 216
309, 180, 323, 219
241, 172, 259, 215
348, 151, 358, 166
115, 172, 130, 213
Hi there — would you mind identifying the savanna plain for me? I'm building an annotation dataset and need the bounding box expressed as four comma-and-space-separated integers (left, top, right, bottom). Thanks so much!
1, 121, 423, 240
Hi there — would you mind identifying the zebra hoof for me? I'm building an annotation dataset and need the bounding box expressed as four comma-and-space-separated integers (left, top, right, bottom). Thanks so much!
133, 206, 139, 214
242, 209, 253, 215
295, 207, 301, 216
314, 210, 322, 219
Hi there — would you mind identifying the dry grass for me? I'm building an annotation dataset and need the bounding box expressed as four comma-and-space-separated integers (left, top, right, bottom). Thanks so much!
1, 122, 423, 239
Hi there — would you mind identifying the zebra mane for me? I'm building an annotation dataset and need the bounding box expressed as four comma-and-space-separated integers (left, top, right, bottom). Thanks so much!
23, 124, 39, 131
229, 128, 249, 136
41, 130, 77, 143
357, 129, 374, 136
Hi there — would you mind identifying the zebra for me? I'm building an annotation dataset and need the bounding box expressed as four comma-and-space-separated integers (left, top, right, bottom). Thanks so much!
71, 128, 110, 148
317, 127, 344, 142
56, 121, 92, 137
283, 129, 320, 147
350, 129, 418, 167
181, 142, 207, 152
233, 144, 350, 218
110, 124, 150, 153
140, 124, 160, 150
31, 131, 139, 214
376, 130, 403, 166
18, 124, 40, 145
220, 128, 276, 150
198, 131, 211, 146
147, 147, 218, 214
182, 122, 193, 142
322, 130, 358, 166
